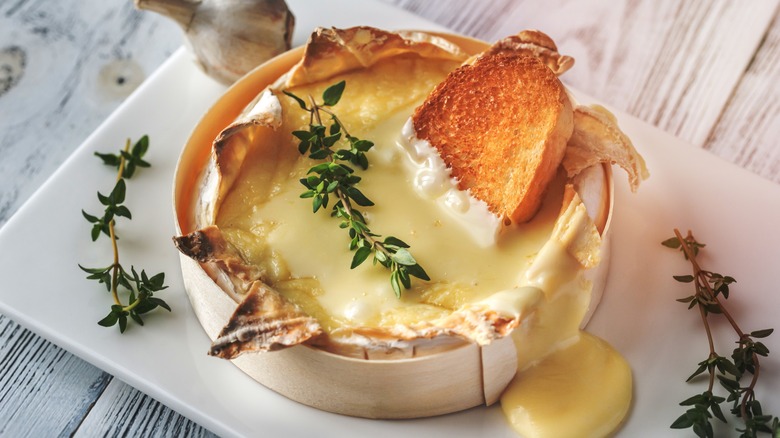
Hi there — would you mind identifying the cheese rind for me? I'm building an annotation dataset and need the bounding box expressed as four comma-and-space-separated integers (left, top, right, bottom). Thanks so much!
173, 28, 637, 429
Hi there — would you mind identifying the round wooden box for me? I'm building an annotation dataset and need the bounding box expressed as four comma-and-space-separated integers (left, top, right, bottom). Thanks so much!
172, 32, 613, 419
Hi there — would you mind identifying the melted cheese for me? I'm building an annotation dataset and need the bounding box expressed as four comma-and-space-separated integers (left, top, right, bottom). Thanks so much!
502, 333, 632, 438
219, 104, 561, 332
499, 220, 631, 437
214, 53, 632, 436
215, 55, 564, 333
398, 119, 503, 247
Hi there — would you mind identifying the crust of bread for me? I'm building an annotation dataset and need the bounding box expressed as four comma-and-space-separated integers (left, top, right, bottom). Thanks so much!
412, 51, 573, 223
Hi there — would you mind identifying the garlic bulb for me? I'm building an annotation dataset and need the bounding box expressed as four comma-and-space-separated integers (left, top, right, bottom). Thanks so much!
135, 0, 294, 85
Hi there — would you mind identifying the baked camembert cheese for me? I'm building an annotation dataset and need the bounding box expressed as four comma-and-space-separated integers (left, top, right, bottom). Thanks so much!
173, 27, 648, 436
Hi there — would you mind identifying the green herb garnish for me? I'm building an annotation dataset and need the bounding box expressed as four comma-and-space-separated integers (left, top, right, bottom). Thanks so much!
79, 136, 171, 332
664, 229, 779, 437
283, 81, 430, 297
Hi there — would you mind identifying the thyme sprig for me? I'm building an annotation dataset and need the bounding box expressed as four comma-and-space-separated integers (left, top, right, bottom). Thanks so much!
79, 136, 171, 332
283, 81, 430, 297
663, 229, 779, 437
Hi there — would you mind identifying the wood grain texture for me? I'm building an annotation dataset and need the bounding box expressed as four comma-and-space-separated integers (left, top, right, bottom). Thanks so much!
0, 0, 181, 226
0, 315, 111, 437
0, 0, 194, 436
704, 10, 780, 183
72, 379, 216, 438
383, 0, 780, 181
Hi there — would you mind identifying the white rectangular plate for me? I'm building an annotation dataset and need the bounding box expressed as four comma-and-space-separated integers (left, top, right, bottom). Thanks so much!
0, 1, 778, 436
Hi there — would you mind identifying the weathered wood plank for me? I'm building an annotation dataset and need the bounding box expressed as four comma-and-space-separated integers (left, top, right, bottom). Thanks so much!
0, 0, 182, 226
73, 379, 216, 438
0, 0, 189, 436
0, 315, 111, 437
704, 10, 780, 183
382, 0, 780, 173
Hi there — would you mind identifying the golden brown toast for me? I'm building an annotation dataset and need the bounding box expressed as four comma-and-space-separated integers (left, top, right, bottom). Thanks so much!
412, 51, 573, 223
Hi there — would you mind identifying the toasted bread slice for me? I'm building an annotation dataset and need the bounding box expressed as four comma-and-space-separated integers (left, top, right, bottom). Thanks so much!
412, 51, 573, 223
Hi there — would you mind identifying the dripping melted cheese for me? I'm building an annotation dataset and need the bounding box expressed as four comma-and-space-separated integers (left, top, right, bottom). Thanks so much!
502, 235, 633, 437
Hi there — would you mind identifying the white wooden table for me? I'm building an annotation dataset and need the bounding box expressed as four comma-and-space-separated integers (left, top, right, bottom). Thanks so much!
1, 0, 778, 435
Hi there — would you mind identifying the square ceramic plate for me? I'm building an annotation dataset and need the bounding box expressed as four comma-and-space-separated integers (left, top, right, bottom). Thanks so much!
0, 1, 778, 436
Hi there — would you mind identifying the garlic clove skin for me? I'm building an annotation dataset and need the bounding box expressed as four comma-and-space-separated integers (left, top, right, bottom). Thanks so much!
135, 0, 294, 85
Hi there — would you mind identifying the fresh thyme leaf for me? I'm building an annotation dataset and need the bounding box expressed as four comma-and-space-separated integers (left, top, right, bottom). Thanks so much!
670, 412, 694, 429
398, 267, 411, 289
111, 179, 125, 204
390, 270, 402, 298
81, 210, 99, 223
687, 361, 709, 382
322, 80, 345, 106
751, 329, 774, 338
94, 151, 121, 167
661, 236, 682, 249
664, 229, 778, 436
132, 135, 149, 159
351, 245, 372, 269
677, 295, 696, 304
80, 137, 172, 333
97, 190, 112, 206
382, 236, 409, 249
130, 311, 144, 326
93, 135, 150, 179
98, 309, 119, 328
117, 310, 128, 333
283, 83, 429, 297
404, 262, 430, 281
78, 264, 110, 275
283, 90, 308, 110
391, 248, 416, 266
345, 186, 373, 207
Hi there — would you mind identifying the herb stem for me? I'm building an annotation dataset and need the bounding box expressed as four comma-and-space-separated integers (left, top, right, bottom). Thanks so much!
117, 139, 130, 183
319, 107, 352, 138
308, 95, 322, 125
80, 135, 171, 332
287, 82, 429, 297
109, 225, 122, 306
307, 93, 353, 138
675, 228, 758, 398
108, 139, 132, 307
676, 229, 718, 390
667, 229, 777, 436
674, 229, 743, 337
334, 187, 389, 255
699, 307, 717, 392
122, 293, 145, 312
306, 94, 395, 265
